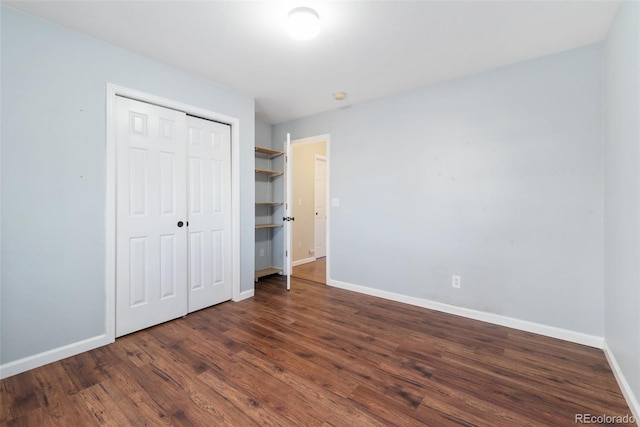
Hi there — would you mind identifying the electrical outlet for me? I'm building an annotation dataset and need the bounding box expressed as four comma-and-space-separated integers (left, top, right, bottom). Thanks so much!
452, 275, 461, 289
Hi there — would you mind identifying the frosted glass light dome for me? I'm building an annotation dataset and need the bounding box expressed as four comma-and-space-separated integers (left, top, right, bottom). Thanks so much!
287, 7, 320, 41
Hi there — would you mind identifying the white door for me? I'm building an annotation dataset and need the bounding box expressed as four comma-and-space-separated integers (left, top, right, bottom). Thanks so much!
284, 133, 292, 290
314, 155, 327, 258
116, 96, 188, 337
186, 116, 232, 312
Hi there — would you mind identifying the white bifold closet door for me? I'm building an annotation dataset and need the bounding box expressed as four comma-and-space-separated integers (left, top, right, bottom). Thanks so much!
115, 96, 231, 337
186, 115, 232, 312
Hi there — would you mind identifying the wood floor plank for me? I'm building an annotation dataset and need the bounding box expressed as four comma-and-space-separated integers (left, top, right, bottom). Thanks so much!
108, 335, 155, 368
241, 335, 362, 398
78, 380, 147, 426
103, 367, 174, 426
59, 350, 113, 392
201, 352, 328, 426
348, 383, 429, 426
0, 396, 98, 427
235, 349, 389, 427
106, 358, 201, 426
1, 276, 633, 426
148, 354, 259, 426
401, 330, 631, 416
0, 370, 43, 422
196, 368, 292, 427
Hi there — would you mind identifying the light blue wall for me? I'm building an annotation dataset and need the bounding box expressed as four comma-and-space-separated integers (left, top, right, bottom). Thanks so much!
604, 0, 640, 408
255, 120, 273, 149
0, 7, 255, 364
274, 44, 604, 336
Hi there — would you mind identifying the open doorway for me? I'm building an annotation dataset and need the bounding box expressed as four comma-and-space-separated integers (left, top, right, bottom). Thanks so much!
290, 135, 329, 284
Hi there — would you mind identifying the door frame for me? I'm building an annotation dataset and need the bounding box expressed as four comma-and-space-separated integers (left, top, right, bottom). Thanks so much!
105, 83, 241, 342
290, 134, 331, 284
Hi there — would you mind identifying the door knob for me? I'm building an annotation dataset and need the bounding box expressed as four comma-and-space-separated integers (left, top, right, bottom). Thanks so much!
177, 221, 184, 227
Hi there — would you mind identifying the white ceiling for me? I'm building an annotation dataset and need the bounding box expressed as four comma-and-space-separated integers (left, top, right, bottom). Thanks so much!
4, 1, 620, 124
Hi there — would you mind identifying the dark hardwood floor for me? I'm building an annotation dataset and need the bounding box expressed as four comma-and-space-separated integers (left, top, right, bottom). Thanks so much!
1, 276, 632, 426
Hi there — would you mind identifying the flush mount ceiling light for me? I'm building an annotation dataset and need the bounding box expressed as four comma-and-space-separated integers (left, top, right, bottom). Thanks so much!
287, 7, 320, 41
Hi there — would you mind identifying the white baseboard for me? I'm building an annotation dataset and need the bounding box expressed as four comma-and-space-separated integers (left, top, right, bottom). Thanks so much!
292, 257, 316, 267
236, 289, 255, 302
0, 334, 112, 380
328, 279, 604, 349
603, 343, 640, 425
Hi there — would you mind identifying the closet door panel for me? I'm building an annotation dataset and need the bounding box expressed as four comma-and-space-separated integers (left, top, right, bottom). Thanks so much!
116, 96, 188, 337
187, 116, 232, 312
